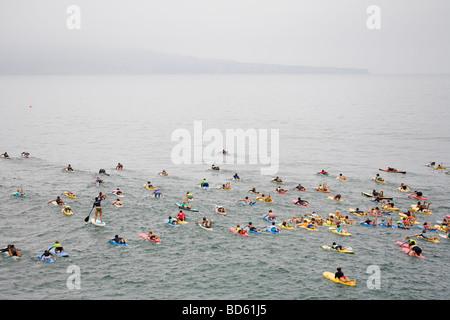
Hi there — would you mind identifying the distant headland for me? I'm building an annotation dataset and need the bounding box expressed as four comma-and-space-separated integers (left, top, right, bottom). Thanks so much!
0, 45, 368, 75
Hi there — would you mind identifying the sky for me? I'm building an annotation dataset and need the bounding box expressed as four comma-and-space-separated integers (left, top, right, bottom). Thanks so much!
0, 0, 449, 74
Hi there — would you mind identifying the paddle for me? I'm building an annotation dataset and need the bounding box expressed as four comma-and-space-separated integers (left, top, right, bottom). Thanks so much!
84, 206, 94, 222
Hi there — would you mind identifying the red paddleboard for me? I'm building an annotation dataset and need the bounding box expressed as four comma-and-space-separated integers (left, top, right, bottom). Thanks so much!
379, 168, 406, 174
292, 199, 310, 206
230, 228, 249, 237
395, 241, 409, 248
407, 194, 429, 201
401, 247, 425, 258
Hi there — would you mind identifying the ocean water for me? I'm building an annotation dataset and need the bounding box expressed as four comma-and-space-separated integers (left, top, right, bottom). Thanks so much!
0, 74, 449, 300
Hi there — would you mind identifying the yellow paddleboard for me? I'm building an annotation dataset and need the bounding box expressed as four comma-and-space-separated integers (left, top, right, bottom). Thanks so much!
278, 223, 294, 230
63, 192, 76, 199
61, 208, 74, 216
330, 228, 351, 236
411, 205, 433, 215
382, 205, 399, 211
257, 197, 273, 202
321, 246, 354, 254
300, 225, 318, 231
349, 208, 365, 216
143, 184, 156, 190
418, 235, 440, 243
323, 271, 356, 286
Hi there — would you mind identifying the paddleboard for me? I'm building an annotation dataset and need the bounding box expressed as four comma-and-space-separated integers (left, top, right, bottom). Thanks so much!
379, 168, 406, 174
37, 254, 55, 263
198, 223, 213, 231
349, 208, 365, 216
61, 208, 74, 216
143, 184, 156, 190
323, 271, 356, 286
48, 246, 69, 257
257, 197, 273, 202
382, 205, 399, 211
262, 214, 277, 223
401, 247, 425, 258
379, 223, 396, 229
90, 218, 105, 227
395, 241, 410, 248
411, 205, 433, 215
328, 196, 343, 201
217, 186, 231, 190
321, 246, 354, 254
315, 187, 330, 193
244, 227, 262, 234
300, 225, 318, 231
175, 202, 199, 212
417, 226, 437, 232
49, 200, 64, 206
13, 192, 26, 198
278, 223, 295, 230
330, 228, 351, 236
417, 235, 440, 243
360, 222, 379, 227
266, 226, 280, 234
63, 192, 76, 199
317, 172, 331, 176
407, 194, 429, 201
292, 199, 310, 206
164, 218, 180, 227
1, 248, 20, 260
361, 192, 393, 200
109, 240, 127, 246
214, 206, 226, 215
111, 191, 124, 197
238, 200, 257, 206
230, 228, 248, 237
139, 233, 161, 243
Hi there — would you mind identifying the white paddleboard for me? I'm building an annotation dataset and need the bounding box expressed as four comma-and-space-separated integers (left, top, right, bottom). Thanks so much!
198, 224, 213, 231
90, 218, 106, 227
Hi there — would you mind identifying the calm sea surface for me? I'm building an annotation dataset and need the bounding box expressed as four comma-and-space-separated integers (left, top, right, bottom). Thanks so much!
0, 74, 449, 300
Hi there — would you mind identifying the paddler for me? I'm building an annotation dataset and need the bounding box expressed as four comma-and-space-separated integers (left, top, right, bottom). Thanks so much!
51, 241, 64, 254
200, 178, 209, 188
